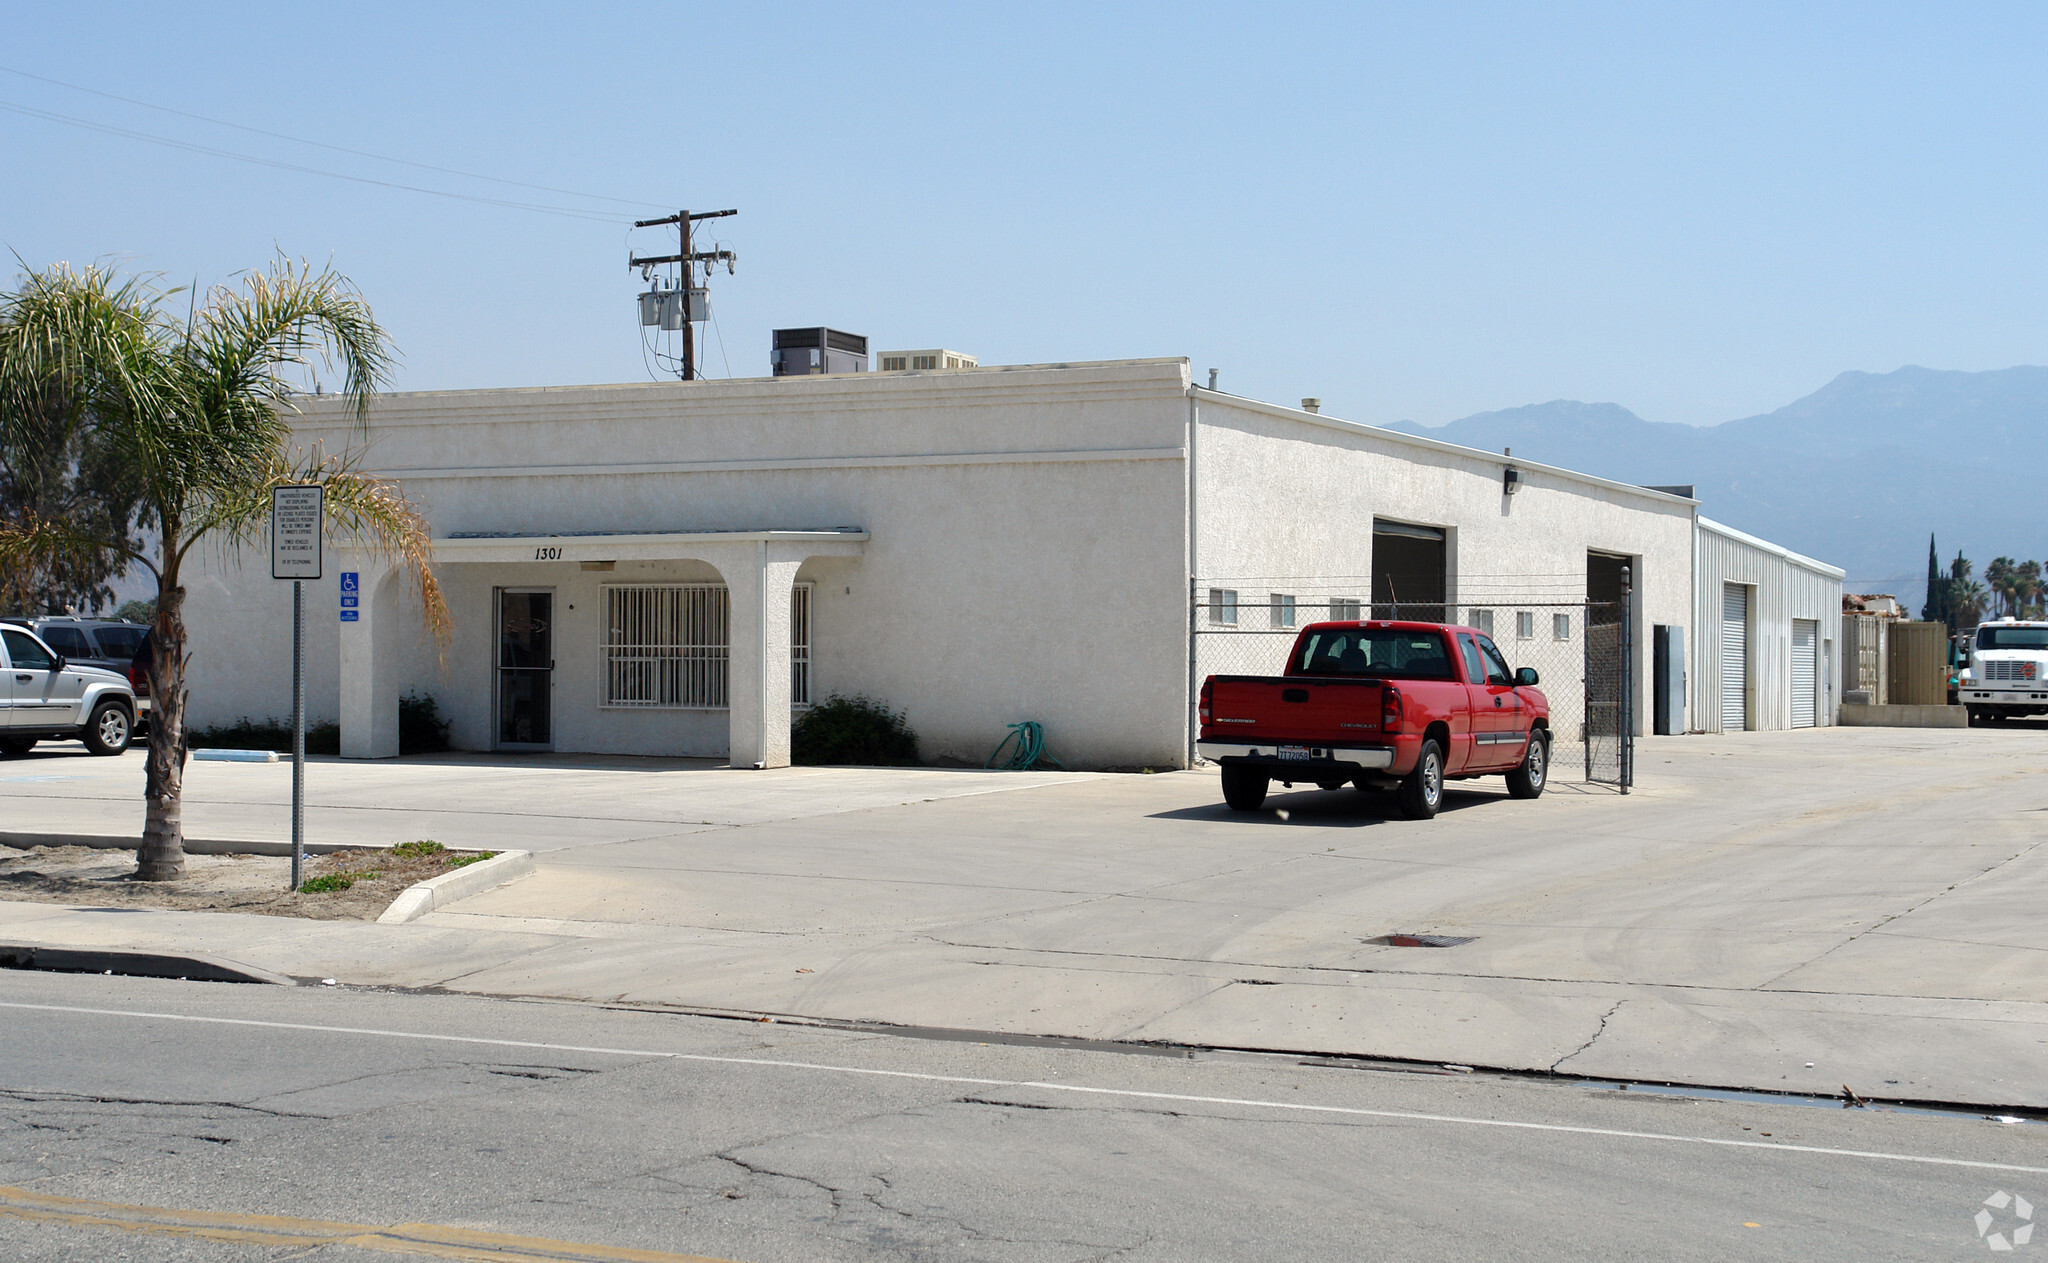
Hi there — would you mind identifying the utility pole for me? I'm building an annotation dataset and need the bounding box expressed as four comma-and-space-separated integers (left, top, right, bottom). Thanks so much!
630, 207, 737, 380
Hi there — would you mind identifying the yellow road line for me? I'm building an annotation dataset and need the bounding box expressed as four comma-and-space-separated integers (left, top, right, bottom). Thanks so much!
0, 1184, 745, 1263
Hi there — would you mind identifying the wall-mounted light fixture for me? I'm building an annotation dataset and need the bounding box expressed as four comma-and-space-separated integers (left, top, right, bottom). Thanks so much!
1503, 465, 1522, 495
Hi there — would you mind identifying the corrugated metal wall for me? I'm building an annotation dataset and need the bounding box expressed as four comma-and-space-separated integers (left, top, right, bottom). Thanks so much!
1692, 519, 1846, 732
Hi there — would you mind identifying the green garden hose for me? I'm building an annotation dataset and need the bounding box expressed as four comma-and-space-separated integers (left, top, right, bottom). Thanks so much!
986, 721, 1065, 771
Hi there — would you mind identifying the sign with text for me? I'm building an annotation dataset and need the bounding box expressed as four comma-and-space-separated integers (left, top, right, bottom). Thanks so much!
270, 485, 324, 580
339, 571, 359, 622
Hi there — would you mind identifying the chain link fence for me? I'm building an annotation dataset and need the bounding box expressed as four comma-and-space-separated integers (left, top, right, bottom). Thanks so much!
1191, 589, 1632, 788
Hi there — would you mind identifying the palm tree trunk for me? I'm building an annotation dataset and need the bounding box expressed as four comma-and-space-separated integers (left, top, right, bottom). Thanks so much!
137, 580, 188, 881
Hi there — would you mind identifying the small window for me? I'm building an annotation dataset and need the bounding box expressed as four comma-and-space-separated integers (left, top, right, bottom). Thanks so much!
913, 354, 937, 369
1271, 593, 1296, 628
1516, 611, 1535, 640
1468, 609, 1494, 636
881, 356, 907, 371
1329, 598, 1362, 621
1208, 588, 1238, 626
1553, 612, 1571, 640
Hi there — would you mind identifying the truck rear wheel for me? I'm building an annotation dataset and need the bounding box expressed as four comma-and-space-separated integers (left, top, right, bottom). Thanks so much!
1221, 765, 1269, 811
1506, 730, 1548, 799
1397, 740, 1444, 820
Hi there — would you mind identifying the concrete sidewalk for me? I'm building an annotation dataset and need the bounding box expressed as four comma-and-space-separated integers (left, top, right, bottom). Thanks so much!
3, 727, 2045, 1109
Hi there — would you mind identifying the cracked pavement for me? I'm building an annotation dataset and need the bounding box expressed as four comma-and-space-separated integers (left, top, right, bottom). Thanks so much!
2, 971, 2041, 1261
4, 724, 2046, 1108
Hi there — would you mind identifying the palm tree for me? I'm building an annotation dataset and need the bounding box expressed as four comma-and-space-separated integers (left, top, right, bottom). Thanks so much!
0, 258, 446, 880
1947, 553, 1987, 629
1986, 556, 2017, 618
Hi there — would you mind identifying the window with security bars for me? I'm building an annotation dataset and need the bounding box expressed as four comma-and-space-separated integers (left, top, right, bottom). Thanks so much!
790, 584, 813, 706
606, 585, 730, 708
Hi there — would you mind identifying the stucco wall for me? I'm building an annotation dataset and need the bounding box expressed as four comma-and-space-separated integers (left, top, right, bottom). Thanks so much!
181, 360, 1195, 768
1190, 391, 1697, 742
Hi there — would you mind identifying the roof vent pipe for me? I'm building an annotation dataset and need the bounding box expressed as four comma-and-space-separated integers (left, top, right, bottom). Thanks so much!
1207, 368, 1218, 390
1301, 398, 1321, 413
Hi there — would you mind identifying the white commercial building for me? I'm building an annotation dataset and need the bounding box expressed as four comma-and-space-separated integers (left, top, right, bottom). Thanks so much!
179, 358, 1827, 768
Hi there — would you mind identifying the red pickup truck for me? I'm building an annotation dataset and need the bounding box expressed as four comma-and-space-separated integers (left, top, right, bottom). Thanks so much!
1197, 620, 1551, 819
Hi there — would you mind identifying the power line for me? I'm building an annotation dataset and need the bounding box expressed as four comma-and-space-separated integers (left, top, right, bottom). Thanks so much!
0, 64, 667, 212
0, 98, 625, 224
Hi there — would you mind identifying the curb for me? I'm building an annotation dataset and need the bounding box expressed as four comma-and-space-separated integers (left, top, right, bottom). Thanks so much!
3, 832, 373, 858
0, 942, 294, 986
377, 850, 534, 925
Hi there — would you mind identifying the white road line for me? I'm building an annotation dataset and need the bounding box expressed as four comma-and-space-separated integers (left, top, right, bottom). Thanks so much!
4, 1000, 2042, 1175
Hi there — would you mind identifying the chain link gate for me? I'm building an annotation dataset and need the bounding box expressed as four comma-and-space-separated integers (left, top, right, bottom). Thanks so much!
1190, 588, 1634, 788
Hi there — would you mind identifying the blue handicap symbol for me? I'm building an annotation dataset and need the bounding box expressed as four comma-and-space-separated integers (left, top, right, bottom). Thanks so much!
340, 572, 359, 594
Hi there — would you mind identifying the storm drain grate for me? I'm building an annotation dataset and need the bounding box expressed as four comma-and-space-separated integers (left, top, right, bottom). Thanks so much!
1367, 934, 1477, 948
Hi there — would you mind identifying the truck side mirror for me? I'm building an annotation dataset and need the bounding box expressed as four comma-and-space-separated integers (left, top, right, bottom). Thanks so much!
1515, 667, 1539, 687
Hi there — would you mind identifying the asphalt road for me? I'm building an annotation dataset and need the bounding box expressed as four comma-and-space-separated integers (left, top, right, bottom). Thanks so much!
1, 971, 2040, 1262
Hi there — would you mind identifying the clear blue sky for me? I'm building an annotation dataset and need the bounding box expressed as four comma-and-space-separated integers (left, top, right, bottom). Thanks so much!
5, 2, 2044, 427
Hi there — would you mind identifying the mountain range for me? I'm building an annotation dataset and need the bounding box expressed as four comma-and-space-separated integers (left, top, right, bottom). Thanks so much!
1387, 365, 2048, 610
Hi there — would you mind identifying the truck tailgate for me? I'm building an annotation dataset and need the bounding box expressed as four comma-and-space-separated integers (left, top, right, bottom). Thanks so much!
1205, 675, 1384, 742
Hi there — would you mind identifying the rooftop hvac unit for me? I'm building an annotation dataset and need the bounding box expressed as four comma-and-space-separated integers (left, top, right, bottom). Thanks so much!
771, 327, 868, 376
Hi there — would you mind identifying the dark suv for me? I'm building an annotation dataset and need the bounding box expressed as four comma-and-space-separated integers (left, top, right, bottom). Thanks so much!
29, 619, 152, 716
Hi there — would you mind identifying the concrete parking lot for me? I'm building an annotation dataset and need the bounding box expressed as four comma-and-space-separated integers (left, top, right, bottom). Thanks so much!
2, 725, 2044, 1108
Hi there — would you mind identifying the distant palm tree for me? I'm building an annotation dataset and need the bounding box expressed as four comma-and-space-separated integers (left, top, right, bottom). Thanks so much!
1948, 553, 1987, 627
2019, 561, 2045, 619
0, 259, 446, 880
1986, 556, 2017, 617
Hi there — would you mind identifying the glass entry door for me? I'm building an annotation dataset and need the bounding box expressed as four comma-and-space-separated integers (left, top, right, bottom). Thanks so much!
496, 589, 553, 749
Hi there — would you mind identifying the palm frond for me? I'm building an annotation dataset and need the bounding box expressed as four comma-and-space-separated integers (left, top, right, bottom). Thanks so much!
188, 452, 448, 654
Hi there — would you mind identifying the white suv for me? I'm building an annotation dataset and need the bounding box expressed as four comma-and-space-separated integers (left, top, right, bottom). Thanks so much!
0, 623, 137, 756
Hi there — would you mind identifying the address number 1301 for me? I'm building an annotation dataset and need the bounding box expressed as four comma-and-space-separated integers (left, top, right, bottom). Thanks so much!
534, 546, 562, 560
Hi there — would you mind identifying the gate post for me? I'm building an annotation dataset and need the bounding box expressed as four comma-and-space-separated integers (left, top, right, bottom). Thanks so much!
1621, 566, 1634, 792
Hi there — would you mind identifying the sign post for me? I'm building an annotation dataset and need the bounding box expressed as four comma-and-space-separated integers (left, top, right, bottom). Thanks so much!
271, 485, 323, 891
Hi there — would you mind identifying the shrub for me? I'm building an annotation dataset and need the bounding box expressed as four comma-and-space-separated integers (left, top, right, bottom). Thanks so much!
790, 694, 920, 766
446, 851, 498, 869
391, 840, 445, 857
115, 598, 155, 625
188, 696, 441, 758
398, 691, 452, 755
297, 873, 358, 894
188, 717, 338, 755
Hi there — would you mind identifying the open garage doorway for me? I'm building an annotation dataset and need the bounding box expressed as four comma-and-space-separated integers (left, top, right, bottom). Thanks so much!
1372, 520, 1446, 622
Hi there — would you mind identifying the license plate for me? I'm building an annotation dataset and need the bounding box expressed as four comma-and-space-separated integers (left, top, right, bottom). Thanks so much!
1276, 745, 1312, 761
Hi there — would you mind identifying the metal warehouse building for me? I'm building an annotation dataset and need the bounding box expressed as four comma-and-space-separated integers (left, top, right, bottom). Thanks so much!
180, 357, 1836, 770
1693, 517, 1845, 733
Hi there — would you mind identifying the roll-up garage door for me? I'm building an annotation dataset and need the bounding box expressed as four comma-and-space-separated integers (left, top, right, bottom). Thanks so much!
1791, 619, 1818, 728
1721, 584, 1748, 732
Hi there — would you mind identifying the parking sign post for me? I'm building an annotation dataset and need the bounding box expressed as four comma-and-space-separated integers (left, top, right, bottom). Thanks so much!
271, 486, 323, 891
